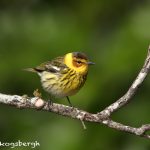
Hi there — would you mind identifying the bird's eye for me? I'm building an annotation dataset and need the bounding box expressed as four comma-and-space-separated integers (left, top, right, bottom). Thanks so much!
73, 59, 83, 67
76, 60, 82, 64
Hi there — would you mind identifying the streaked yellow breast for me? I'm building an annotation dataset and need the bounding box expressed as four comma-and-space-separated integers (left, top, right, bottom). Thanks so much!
40, 69, 86, 98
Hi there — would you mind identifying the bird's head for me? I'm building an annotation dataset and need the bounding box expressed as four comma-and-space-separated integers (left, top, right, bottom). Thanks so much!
64, 52, 95, 75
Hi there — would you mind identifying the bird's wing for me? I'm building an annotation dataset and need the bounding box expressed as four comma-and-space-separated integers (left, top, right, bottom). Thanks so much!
34, 56, 68, 74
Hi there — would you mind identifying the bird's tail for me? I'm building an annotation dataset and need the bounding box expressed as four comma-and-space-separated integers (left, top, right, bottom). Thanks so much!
23, 68, 37, 73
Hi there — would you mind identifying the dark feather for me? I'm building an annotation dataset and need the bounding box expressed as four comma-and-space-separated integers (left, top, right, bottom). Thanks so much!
34, 56, 68, 73
73, 52, 88, 60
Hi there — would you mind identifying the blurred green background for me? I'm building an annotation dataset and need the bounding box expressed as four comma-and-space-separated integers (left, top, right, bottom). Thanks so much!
0, 0, 150, 149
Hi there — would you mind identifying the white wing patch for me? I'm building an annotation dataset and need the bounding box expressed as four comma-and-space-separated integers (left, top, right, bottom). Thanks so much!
51, 66, 60, 71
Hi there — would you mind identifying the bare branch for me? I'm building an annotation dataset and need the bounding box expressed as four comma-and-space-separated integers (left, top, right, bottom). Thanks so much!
0, 45, 150, 139
98, 45, 150, 117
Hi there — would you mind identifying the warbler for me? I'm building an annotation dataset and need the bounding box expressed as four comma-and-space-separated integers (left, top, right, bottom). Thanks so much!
25, 52, 95, 106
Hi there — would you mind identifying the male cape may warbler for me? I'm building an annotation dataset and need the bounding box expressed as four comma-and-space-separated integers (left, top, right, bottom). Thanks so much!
25, 52, 95, 106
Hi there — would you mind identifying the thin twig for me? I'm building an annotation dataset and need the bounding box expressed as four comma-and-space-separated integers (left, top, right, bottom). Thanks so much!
98, 45, 150, 117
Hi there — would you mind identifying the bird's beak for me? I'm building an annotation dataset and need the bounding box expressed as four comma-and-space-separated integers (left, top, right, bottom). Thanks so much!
87, 61, 95, 65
